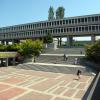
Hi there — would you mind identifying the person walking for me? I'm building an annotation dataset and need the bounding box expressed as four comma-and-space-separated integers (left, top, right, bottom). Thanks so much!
77, 70, 82, 80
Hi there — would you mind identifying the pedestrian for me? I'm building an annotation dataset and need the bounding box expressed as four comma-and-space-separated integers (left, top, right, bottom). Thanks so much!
74, 58, 78, 64
65, 55, 68, 61
77, 70, 82, 80
80, 51, 82, 54
63, 54, 66, 61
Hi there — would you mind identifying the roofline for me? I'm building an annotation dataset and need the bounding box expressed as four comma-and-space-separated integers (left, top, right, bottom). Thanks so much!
1, 13, 100, 28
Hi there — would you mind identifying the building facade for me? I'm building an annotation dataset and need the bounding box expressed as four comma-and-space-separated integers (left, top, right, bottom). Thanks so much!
0, 14, 100, 45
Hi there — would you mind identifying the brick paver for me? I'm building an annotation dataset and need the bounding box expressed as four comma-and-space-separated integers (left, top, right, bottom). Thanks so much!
0, 83, 11, 91
0, 67, 94, 100
0, 88, 25, 99
15, 91, 52, 100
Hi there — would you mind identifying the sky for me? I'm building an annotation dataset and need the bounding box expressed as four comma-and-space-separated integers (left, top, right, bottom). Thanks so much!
0, 0, 100, 40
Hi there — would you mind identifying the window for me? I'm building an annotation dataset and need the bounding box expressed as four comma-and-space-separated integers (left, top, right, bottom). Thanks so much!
72, 19, 74, 24
78, 18, 81, 23
60, 20, 62, 25
85, 26, 88, 31
81, 18, 84, 23
92, 17, 95, 22
61, 28, 63, 32
92, 26, 95, 31
85, 18, 87, 23
63, 20, 65, 24
95, 16, 98, 21
69, 20, 71, 24
75, 19, 77, 23
88, 17, 91, 22
66, 20, 68, 24
79, 27, 81, 31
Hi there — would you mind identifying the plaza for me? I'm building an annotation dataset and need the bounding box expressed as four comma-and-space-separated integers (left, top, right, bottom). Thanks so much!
0, 66, 94, 100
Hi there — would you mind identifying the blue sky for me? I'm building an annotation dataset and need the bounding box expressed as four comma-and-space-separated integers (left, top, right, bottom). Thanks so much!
0, 0, 100, 27
0, 0, 100, 40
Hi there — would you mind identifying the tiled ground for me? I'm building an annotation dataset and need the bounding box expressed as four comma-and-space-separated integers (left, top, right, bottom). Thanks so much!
0, 67, 94, 100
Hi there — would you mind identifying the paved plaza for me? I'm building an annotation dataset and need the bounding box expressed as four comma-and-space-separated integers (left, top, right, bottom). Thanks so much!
0, 67, 94, 100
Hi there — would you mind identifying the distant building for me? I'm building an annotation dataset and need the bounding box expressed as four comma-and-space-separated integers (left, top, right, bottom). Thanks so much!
0, 14, 100, 46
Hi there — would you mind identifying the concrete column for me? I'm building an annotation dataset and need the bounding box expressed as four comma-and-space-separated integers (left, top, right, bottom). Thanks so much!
6, 58, 8, 67
91, 34, 95, 43
67, 36, 73, 47
12, 57, 15, 65
53, 38, 58, 50
59, 37, 62, 46
57, 38, 60, 47
1, 41, 5, 45
5, 41, 8, 45
1, 58, 3, 66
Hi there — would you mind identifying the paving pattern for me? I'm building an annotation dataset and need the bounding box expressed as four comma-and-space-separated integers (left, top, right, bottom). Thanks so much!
0, 67, 94, 100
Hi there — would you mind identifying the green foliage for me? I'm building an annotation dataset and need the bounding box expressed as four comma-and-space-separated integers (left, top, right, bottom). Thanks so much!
56, 6, 65, 19
43, 33, 53, 44
85, 40, 100, 62
0, 44, 7, 51
18, 39, 43, 58
6, 44, 19, 51
48, 6, 55, 20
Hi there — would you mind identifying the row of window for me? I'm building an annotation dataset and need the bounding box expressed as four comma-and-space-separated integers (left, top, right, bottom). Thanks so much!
0, 15, 100, 33
0, 25, 100, 39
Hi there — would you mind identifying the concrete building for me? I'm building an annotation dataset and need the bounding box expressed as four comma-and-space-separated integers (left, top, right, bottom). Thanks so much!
0, 14, 100, 46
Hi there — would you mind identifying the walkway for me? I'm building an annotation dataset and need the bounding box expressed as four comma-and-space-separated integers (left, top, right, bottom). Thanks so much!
0, 67, 94, 100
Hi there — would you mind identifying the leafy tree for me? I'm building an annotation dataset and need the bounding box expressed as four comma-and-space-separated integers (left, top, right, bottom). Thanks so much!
48, 6, 55, 20
43, 33, 53, 44
85, 40, 100, 62
6, 43, 19, 51
18, 39, 43, 62
56, 6, 65, 19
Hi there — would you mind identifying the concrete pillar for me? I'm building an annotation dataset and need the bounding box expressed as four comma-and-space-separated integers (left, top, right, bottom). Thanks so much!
91, 34, 95, 43
5, 41, 8, 45
1, 58, 3, 66
53, 38, 58, 50
6, 58, 8, 67
59, 37, 62, 46
1, 41, 5, 45
57, 38, 60, 47
67, 36, 73, 47
12, 57, 15, 65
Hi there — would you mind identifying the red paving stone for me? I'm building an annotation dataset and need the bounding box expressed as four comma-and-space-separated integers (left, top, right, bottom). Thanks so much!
0, 88, 25, 99
54, 97, 69, 100
59, 81, 69, 86
67, 81, 77, 88
0, 83, 11, 91
74, 90, 85, 99
15, 91, 52, 100
63, 89, 76, 97
29, 79, 60, 91
76, 83, 86, 89
0, 67, 94, 100
2, 77, 24, 84
53, 87, 66, 95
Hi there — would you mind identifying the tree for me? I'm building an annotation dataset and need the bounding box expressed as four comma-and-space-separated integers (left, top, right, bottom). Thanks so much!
43, 33, 53, 44
56, 6, 65, 19
18, 39, 43, 62
48, 6, 55, 20
85, 40, 100, 62
43, 33, 53, 48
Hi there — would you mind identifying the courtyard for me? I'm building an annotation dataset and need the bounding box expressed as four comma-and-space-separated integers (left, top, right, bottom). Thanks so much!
0, 66, 94, 100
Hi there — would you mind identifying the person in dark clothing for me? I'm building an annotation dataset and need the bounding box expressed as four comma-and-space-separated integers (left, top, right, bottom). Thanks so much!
63, 54, 68, 61
63, 54, 66, 61
77, 70, 82, 80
